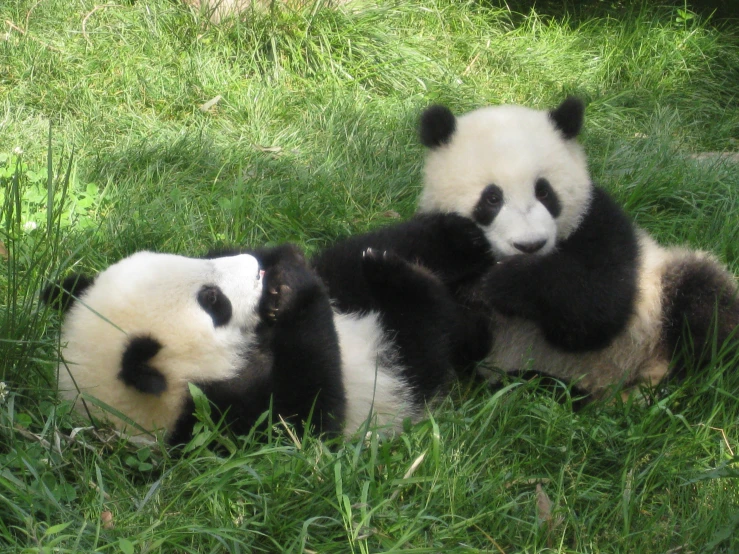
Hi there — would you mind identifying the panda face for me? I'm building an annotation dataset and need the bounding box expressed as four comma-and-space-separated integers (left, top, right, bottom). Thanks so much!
419, 99, 593, 259
55, 252, 264, 434
82, 252, 264, 348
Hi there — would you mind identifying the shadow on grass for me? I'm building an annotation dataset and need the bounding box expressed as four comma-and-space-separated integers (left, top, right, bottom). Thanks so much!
488, 0, 737, 24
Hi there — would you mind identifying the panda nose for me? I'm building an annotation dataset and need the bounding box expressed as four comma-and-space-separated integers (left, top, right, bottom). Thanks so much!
513, 239, 547, 254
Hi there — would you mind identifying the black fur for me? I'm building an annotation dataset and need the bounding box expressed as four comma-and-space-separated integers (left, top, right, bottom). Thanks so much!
419, 105, 457, 148
120, 336, 167, 395
534, 178, 561, 218
168, 244, 345, 445
41, 274, 94, 313
480, 186, 639, 352
312, 213, 496, 371
661, 254, 739, 378
472, 184, 504, 226
312, 213, 493, 309
205, 217, 494, 436
197, 285, 233, 327
549, 97, 584, 140
358, 249, 458, 402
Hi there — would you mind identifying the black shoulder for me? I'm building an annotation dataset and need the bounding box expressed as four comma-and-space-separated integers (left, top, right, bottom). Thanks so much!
543, 186, 639, 350
419, 105, 456, 148
565, 186, 638, 268
41, 274, 95, 313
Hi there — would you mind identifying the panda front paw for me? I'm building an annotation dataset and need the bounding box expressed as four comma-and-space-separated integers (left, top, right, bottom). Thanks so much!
488, 255, 539, 286
484, 258, 540, 318
261, 279, 294, 323
439, 214, 492, 260
259, 258, 320, 323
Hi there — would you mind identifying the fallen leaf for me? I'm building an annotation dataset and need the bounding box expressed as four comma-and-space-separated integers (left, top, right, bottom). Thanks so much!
199, 94, 222, 112
536, 483, 553, 526
536, 483, 564, 547
390, 451, 426, 501
255, 145, 282, 153
101, 510, 114, 529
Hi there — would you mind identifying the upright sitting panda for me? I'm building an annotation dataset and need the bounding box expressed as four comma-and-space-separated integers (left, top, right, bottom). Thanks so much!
42, 237, 475, 444
417, 97, 739, 397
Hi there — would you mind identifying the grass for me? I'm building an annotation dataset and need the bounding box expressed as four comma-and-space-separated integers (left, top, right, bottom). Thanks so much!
1, 0, 739, 551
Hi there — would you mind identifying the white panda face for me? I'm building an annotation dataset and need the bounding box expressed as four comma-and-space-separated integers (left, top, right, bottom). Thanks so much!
419, 100, 593, 259
87, 252, 264, 336
56, 252, 263, 434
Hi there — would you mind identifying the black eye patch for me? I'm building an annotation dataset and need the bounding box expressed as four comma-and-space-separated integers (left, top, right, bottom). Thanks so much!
197, 285, 232, 327
473, 184, 504, 226
535, 178, 561, 217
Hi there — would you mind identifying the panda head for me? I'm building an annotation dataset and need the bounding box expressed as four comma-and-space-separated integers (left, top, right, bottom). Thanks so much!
418, 97, 593, 259
42, 252, 264, 435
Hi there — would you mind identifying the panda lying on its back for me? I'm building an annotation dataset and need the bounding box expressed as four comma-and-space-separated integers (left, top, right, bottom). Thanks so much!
43, 239, 472, 444
418, 97, 739, 397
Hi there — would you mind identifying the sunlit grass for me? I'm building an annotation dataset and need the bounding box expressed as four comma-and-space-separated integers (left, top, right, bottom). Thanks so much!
1, 0, 738, 551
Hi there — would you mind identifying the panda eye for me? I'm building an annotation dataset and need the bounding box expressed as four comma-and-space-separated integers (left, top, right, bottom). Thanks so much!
534, 178, 562, 218
486, 194, 501, 206
202, 288, 218, 305
483, 185, 502, 206
473, 184, 504, 226
197, 285, 232, 327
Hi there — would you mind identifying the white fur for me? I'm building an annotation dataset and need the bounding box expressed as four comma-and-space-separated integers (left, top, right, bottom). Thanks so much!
333, 311, 418, 433
420, 104, 592, 258
57, 252, 263, 435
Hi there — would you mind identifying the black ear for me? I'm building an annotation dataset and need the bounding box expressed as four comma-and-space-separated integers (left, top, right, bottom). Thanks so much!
549, 97, 585, 140
419, 105, 456, 148
41, 274, 94, 313
119, 336, 167, 396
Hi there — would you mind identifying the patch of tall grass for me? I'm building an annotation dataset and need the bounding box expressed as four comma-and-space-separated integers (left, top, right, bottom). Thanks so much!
1, 0, 737, 551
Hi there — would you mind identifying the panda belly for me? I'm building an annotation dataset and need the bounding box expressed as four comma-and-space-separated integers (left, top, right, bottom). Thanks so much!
333, 311, 419, 434
485, 231, 672, 396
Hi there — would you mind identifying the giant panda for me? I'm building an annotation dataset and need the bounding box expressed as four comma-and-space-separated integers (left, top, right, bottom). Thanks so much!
42, 238, 474, 445
417, 97, 739, 398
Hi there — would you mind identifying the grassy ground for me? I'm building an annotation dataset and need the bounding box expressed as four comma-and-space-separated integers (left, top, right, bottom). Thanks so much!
1, 0, 739, 551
